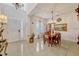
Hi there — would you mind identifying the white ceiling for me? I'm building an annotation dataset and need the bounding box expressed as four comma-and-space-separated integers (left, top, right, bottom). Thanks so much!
0, 3, 78, 19
30, 3, 78, 19
4, 3, 37, 14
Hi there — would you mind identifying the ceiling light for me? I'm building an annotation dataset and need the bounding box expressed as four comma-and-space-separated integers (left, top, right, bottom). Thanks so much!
13, 3, 24, 9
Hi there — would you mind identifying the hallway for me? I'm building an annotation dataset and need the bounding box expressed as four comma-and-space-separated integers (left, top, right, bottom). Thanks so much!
0, 3, 79, 56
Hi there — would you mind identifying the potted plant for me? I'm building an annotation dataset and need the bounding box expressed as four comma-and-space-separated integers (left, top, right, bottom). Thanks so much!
29, 33, 35, 43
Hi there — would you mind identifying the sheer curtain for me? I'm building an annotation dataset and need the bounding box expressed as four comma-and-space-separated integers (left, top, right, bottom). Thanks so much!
36, 20, 45, 38
36, 20, 45, 52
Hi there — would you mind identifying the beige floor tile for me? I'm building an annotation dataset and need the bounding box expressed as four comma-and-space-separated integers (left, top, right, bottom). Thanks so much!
5, 39, 79, 56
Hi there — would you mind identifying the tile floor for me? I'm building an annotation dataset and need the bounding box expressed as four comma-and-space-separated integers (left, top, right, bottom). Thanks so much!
3, 38, 79, 56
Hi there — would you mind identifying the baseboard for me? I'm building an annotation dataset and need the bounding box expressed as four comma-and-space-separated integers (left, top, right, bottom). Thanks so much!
8, 39, 25, 43
61, 39, 77, 43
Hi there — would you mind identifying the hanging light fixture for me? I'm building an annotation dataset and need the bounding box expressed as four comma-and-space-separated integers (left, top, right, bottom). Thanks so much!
0, 12, 7, 24
13, 3, 24, 9
51, 10, 53, 20
0, 12, 7, 29
47, 10, 55, 24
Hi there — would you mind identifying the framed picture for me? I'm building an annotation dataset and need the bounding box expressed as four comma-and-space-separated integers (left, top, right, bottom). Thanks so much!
54, 23, 67, 31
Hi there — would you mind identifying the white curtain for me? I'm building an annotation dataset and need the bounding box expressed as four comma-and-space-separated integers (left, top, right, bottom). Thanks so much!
36, 20, 44, 35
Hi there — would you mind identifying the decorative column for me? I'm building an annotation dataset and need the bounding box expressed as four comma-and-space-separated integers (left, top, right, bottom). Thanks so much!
20, 20, 24, 40
20, 19, 24, 56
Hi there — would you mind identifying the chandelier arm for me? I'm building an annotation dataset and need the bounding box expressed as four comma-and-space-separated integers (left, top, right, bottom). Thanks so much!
13, 3, 24, 9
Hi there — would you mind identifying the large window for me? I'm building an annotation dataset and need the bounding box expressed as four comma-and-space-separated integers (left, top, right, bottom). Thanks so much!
36, 20, 44, 35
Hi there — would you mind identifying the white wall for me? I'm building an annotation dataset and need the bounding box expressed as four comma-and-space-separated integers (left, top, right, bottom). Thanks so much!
59, 12, 79, 42
0, 4, 27, 42
25, 15, 31, 40
0, 3, 38, 42
47, 12, 79, 42
30, 6, 79, 42
25, 3, 37, 14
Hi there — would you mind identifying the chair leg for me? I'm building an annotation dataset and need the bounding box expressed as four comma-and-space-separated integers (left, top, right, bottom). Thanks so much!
59, 40, 61, 47
4, 41, 8, 55
43, 38, 46, 44
0, 44, 4, 53
51, 39, 54, 47
0, 54, 2, 56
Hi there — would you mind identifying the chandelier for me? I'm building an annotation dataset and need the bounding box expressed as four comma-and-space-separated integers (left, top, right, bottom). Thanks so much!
13, 3, 24, 9
47, 10, 55, 24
